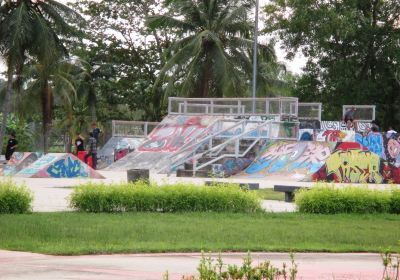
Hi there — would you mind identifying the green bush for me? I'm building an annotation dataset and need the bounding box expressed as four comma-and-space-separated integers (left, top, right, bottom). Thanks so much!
70, 182, 262, 213
0, 180, 33, 214
295, 184, 399, 214
390, 189, 400, 214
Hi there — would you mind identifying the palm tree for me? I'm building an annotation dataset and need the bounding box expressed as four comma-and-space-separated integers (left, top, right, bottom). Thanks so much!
0, 0, 83, 153
147, 0, 268, 98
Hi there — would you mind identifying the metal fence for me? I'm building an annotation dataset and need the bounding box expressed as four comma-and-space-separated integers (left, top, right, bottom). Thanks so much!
168, 97, 299, 118
343, 105, 376, 122
111, 120, 159, 138
298, 103, 322, 121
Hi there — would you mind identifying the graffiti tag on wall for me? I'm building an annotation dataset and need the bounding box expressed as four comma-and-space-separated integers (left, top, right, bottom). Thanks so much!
245, 141, 331, 180
138, 116, 214, 153
46, 156, 88, 178
312, 142, 400, 184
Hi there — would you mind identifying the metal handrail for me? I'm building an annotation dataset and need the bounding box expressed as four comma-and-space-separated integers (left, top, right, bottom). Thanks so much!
191, 121, 272, 173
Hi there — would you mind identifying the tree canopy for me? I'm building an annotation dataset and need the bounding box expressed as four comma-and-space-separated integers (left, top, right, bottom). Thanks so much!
265, 0, 400, 126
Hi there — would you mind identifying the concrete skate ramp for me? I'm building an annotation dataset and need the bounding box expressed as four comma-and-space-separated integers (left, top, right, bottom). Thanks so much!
105, 151, 171, 171
107, 115, 221, 171
312, 142, 400, 184
16, 153, 104, 179
137, 115, 219, 153
0, 152, 43, 176
239, 141, 332, 181
98, 137, 144, 168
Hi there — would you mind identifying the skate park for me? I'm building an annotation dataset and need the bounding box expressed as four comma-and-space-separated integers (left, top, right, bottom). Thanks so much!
1, 97, 399, 211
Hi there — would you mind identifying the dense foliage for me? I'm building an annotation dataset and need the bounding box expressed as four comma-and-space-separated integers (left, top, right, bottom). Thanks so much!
295, 186, 400, 214
265, 0, 400, 126
0, 180, 32, 214
70, 182, 262, 213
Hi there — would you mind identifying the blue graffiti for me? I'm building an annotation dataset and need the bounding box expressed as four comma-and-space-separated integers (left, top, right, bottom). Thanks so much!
356, 133, 384, 158
47, 157, 87, 178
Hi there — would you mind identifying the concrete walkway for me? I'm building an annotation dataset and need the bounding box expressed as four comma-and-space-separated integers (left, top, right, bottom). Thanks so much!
6, 171, 297, 212
0, 250, 385, 280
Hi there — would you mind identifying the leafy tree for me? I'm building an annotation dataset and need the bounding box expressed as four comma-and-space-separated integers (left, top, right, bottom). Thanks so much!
265, 0, 400, 126
0, 0, 83, 153
71, 0, 171, 121
147, 0, 275, 98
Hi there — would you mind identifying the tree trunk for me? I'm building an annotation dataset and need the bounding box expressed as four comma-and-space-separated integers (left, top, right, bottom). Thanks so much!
88, 87, 97, 123
41, 80, 53, 153
0, 68, 14, 154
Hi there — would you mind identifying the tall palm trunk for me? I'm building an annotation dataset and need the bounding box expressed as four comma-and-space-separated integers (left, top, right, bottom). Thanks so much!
41, 79, 53, 153
0, 67, 14, 154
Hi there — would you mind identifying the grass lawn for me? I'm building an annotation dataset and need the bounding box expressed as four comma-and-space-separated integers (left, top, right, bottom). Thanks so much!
253, 188, 284, 201
0, 212, 399, 255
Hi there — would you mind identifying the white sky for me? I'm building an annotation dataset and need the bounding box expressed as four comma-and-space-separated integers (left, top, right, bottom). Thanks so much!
0, 0, 306, 76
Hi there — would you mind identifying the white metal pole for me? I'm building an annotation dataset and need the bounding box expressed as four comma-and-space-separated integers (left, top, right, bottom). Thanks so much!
251, 0, 259, 114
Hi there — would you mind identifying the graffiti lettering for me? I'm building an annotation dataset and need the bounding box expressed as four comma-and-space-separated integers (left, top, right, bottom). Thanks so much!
246, 141, 331, 180
47, 156, 87, 178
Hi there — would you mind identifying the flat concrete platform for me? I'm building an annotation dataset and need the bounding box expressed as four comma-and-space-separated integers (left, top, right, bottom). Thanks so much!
0, 250, 385, 280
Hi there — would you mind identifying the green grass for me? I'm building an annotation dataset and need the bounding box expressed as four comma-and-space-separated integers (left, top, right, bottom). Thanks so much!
0, 212, 399, 255
253, 188, 284, 201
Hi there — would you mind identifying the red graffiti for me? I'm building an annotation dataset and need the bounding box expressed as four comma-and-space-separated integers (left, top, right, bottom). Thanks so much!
138, 116, 210, 152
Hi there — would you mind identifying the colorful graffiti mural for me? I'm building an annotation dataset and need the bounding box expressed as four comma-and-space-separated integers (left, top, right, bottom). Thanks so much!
320, 121, 371, 132
312, 142, 400, 184
16, 153, 104, 179
316, 130, 355, 142
138, 116, 217, 153
244, 141, 331, 180
356, 132, 400, 167
212, 157, 253, 177
0, 152, 42, 176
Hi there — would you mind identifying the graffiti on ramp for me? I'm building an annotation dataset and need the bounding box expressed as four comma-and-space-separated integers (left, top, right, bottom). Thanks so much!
244, 141, 331, 181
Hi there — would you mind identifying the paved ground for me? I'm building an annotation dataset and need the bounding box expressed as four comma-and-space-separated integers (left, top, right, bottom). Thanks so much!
6, 171, 298, 212
0, 250, 385, 280
6, 170, 398, 212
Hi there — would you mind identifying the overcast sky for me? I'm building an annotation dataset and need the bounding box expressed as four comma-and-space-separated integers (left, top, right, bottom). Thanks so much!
0, 0, 306, 76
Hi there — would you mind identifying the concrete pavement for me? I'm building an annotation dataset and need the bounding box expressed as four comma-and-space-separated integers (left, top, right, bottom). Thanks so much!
0, 250, 386, 280
6, 171, 298, 212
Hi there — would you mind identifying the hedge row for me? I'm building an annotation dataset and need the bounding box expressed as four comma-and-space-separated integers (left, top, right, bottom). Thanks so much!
0, 180, 32, 214
295, 186, 400, 214
70, 182, 262, 213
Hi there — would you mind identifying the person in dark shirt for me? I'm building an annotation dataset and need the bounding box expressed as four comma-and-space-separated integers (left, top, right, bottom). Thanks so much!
84, 132, 97, 169
91, 122, 101, 145
5, 132, 18, 161
344, 107, 356, 123
74, 134, 85, 153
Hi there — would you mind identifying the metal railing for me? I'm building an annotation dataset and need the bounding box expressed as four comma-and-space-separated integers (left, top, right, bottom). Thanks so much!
111, 120, 159, 138
343, 105, 376, 122
168, 97, 299, 118
298, 103, 322, 121
160, 119, 299, 175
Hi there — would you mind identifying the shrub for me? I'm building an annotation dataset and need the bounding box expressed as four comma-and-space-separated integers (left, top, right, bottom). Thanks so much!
295, 184, 398, 214
0, 180, 33, 214
70, 182, 262, 213
390, 189, 400, 214
164, 252, 298, 280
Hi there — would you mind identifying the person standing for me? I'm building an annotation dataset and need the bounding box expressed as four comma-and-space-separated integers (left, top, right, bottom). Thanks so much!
84, 132, 97, 169
91, 122, 101, 146
74, 134, 85, 153
5, 132, 18, 161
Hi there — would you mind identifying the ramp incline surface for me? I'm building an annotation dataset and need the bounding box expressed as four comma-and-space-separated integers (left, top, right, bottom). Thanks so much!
107, 115, 221, 171
0, 152, 43, 176
240, 141, 332, 181
16, 153, 104, 179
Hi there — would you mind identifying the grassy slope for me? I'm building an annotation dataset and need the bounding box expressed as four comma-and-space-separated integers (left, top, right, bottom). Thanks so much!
0, 212, 399, 255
